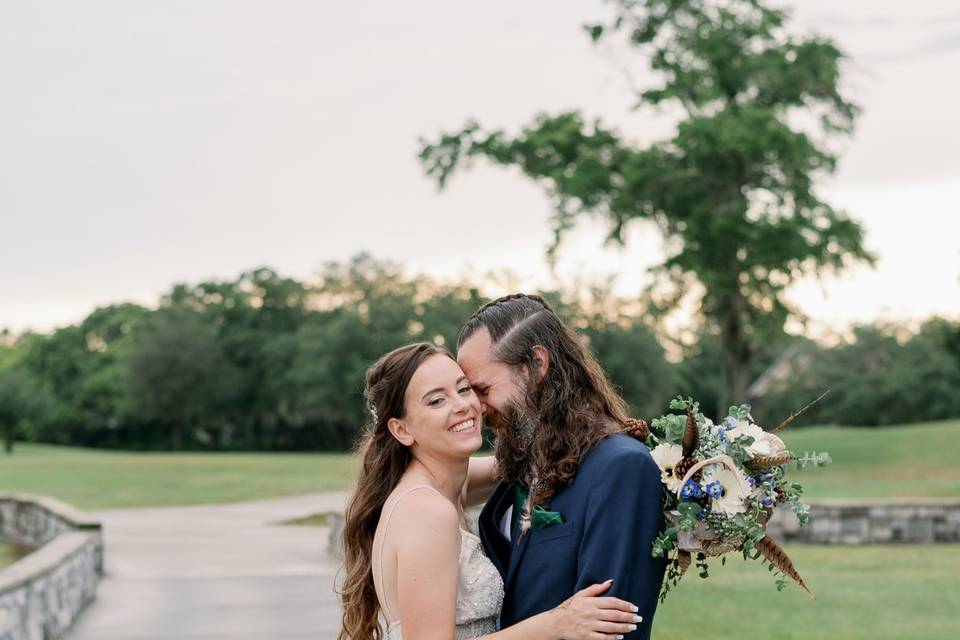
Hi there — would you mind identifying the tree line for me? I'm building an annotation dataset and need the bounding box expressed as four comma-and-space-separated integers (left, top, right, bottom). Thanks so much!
2, 254, 958, 453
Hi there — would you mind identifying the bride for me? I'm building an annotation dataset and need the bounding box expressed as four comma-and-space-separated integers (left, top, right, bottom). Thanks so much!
338, 343, 641, 639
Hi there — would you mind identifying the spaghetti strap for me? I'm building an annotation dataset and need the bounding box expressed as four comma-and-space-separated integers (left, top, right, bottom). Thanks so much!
375, 485, 446, 622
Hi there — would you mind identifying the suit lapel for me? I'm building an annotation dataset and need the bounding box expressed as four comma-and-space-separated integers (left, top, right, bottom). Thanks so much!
505, 501, 533, 591
503, 526, 531, 590
505, 483, 575, 592
478, 482, 513, 579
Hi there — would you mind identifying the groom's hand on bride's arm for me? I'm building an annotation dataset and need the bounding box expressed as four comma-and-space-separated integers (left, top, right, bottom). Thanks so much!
576, 446, 665, 639
462, 456, 498, 508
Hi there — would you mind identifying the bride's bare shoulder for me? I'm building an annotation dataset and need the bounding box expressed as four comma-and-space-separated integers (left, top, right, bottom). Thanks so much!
386, 484, 460, 539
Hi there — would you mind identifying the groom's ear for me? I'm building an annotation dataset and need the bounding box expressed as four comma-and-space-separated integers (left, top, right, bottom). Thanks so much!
387, 418, 415, 447
530, 345, 550, 381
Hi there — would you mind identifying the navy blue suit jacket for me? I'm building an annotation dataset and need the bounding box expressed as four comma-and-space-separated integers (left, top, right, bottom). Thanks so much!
478, 434, 667, 639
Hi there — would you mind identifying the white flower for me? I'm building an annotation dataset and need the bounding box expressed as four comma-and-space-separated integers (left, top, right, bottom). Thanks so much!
701, 464, 750, 515
650, 443, 684, 492
728, 419, 777, 457
728, 419, 761, 441
759, 432, 788, 457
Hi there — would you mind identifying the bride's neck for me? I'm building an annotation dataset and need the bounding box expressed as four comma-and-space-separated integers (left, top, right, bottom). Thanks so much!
406, 455, 468, 505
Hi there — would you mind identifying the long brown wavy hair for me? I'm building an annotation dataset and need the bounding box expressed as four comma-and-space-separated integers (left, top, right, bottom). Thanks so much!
337, 342, 451, 640
458, 293, 630, 508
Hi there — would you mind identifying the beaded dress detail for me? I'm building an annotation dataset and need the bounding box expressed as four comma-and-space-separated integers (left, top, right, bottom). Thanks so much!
375, 486, 504, 639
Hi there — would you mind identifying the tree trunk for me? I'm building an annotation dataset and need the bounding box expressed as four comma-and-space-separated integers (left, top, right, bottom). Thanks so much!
717, 291, 752, 413
3, 423, 13, 455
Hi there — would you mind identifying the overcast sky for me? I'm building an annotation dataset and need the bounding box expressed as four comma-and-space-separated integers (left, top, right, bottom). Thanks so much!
2, 0, 958, 336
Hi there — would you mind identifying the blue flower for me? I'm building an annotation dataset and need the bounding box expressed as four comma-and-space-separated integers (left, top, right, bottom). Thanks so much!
705, 480, 724, 499
746, 475, 757, 487
681, 479, 703, 499
761, 496, 774, 508
696, 511, 707, 521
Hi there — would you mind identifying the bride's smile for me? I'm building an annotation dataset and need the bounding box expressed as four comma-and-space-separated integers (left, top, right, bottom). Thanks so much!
448, 417, 477, 434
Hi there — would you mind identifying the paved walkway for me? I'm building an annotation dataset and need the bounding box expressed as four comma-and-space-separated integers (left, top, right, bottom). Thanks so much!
68, 492, 348, 640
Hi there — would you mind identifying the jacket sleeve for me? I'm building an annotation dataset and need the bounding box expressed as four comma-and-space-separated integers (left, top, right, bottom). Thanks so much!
576, 445, 667, 640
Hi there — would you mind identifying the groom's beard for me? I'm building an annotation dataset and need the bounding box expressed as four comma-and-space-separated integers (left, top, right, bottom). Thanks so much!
491, 397, 539, 485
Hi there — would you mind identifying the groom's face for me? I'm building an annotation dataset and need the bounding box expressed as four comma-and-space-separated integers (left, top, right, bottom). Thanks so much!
457, 328, 527, 434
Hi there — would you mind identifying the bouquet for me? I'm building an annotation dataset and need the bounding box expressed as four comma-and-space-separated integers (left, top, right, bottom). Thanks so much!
628, 395, 830, 602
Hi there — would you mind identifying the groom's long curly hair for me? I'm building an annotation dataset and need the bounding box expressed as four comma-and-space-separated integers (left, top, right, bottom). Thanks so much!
458, 294, 630, 508
338, 342, 446, 640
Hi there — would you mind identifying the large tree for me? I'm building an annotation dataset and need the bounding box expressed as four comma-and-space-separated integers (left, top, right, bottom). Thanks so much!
16, 304, 150, 445
419, 0, 874, 408
163, 267, 310, 448
125, 308, 243, 449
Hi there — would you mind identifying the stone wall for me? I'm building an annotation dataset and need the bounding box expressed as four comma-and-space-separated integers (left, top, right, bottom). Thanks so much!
327, 513, 344, 560
327, 498, 960, 556
0, 494, 103, 640
766, 498, 960, 545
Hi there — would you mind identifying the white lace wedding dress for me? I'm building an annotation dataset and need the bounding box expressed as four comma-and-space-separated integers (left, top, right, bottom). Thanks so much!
374, 485, 505, 639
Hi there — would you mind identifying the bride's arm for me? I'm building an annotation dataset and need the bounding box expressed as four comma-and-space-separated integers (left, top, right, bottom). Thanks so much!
393, 491, 461, 639
462, 456, 497, 508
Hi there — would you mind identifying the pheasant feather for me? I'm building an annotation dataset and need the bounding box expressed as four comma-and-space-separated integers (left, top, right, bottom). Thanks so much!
677, 550, 692, 580
744, 453, 795, 470
771, 391, 830, 434
757, 536, 815, 599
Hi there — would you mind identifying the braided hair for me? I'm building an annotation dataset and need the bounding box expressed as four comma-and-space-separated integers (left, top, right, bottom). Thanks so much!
457, 293, 554, 350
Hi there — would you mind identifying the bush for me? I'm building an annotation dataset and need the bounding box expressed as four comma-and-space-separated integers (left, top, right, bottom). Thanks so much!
756, 319, 960, 427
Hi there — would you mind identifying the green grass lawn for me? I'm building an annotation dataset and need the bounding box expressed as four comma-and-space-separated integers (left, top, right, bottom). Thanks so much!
0, 419, 956, 510
654, 544, 960, 640
0, 443, 357, 510
780, 419, 960, 499
2, 425, 958, 636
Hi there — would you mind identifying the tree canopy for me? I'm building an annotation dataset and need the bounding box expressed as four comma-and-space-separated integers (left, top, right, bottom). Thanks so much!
419, 0, 874, 408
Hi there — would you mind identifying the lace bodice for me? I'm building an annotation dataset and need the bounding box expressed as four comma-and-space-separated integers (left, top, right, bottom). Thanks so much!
376, 486, 504, 639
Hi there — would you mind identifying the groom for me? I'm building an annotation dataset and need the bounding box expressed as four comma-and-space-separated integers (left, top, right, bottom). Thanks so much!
457, 294, 667, 639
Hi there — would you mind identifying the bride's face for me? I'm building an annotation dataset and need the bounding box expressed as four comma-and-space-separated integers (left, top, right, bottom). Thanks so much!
390, 353, 484, 459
